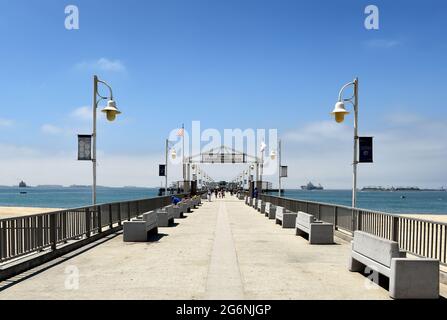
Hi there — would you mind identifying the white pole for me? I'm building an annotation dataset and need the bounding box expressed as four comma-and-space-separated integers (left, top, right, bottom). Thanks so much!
92, 76, 97, 205
278, 139, 282, 197
165, 139, 169, 196
352, 78, 359, 208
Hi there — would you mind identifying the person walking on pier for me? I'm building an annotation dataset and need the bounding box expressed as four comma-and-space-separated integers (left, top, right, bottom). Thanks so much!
207, 189, 212, 202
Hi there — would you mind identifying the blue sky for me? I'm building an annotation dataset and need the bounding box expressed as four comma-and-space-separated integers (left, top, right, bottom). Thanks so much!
0, 0, 446, 188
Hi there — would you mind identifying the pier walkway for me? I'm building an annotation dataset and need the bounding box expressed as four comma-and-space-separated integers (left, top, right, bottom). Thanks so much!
0, 196, 445, 300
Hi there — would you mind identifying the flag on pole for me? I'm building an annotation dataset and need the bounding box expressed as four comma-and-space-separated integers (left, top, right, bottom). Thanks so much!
177, 125, 184, 137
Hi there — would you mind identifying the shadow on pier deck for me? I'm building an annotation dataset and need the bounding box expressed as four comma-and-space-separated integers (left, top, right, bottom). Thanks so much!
0, 196, 445, 300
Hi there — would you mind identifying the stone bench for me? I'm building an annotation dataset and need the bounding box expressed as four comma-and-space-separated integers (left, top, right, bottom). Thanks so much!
155, 207, 175, 227
295, 211, 334, 244
257, 199, 264, 213
179, 200, 192, 214
123, 211, 158, 242
275, 206, 297, 228
349, 231, 439, 299
264, 202, 276, 219
259, 200, 267, 214
252, 198, 258, 210
166, 204, 183, 219
191, 197, 201, 208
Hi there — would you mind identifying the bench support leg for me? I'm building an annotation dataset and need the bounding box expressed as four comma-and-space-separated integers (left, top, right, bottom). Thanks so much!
349, 256, 364, 273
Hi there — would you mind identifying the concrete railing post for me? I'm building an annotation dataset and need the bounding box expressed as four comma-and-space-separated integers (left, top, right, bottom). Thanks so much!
97, 206, 102, 233
50, 213, 57, 251
392, 216, 399, 242
108, 204, 113, 229
85, 208, 91, 238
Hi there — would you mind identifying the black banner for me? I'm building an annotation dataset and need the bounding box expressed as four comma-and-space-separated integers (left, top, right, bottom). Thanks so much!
359, 137, 373, 163
159, 164, 166, 177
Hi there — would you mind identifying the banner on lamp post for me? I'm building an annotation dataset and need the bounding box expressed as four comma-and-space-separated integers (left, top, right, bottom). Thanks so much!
280, 166, 288, 178
359, 137, 373, 163
159, 164, 166, 177
77, 135, 92, 161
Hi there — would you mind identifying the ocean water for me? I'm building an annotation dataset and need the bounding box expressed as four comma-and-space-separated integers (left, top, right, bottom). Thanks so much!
1, 187, 447, 214
0, 186, 160, 209
274, 190, 447, 215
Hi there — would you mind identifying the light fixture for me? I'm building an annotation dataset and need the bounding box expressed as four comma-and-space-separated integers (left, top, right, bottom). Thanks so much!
101, 100, 121, 122
270, 150, 276, 160
331, 101, 349, 123
171, 148, 177, 159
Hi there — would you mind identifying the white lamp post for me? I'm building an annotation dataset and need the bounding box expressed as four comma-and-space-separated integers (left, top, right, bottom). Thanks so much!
331, 77, 359, 208
92, 75, 121, 205
164, 140, 177, 196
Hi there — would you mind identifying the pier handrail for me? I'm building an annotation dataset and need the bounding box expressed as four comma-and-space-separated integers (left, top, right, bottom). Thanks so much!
0, 194, 189, 265
260, 194, 447, 266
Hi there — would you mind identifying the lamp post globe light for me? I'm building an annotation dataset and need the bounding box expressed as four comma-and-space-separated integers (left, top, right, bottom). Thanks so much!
92, 75, 121, 205
331, 77, 359, 208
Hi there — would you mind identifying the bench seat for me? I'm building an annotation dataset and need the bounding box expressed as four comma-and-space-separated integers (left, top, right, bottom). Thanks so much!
156, 207, 175, 227
264, 202, 276, 219
295, 211, 334, 244
123, 211, 158, 242
275, 206, 297, 228
349, 231, 439, 299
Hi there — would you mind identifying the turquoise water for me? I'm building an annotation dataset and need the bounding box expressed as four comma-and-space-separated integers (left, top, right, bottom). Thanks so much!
1, 187, 447, 214
271, 190, 447, 215
0, 186, 159, 209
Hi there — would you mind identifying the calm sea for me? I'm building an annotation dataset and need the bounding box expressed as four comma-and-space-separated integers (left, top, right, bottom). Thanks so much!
272, 189, 447, 215
0, 186, 159, 209
1, 187, 446, 214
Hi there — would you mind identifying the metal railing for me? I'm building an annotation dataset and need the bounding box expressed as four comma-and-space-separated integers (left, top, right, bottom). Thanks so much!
0, 195, 182, 264
260, 194, 447, 265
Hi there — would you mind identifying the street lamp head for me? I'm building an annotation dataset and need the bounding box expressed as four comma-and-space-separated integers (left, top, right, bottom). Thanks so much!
101, 100, 121, 122
170, 148, 177, 159
331, 101, 349, 123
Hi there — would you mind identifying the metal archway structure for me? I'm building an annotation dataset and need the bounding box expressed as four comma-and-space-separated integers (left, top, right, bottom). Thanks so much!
183, 145, 262, 195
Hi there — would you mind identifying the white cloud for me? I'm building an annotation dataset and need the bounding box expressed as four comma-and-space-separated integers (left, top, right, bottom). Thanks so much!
279, 113, 447, 189
75, 58, 126, 72
364, 39, 400, 48
70, 106, 91, 121
41, 124, 63, 135
0, 118, 14, 127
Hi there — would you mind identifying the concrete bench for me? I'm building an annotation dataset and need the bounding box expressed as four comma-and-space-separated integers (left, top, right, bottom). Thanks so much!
259, 200, 267, 214
123, 211, 158, 242
179, 200, 192, 213
349, 231, 439, 299
295, 211, 334, 244
257, 199, 264, 213
191, 197, 200, 208
264, 202, 276, 219
275, 206, 297, 228
166, 204, 183, 218
155, 207, 175, 227
252, 198, 258, 209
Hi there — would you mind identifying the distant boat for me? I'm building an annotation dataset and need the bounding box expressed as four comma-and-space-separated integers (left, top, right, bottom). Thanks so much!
301, 182, 324, 191
19, 180, 28, 194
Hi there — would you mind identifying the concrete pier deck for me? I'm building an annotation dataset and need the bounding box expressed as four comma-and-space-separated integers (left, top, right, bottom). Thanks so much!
0, 196, 445, 300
